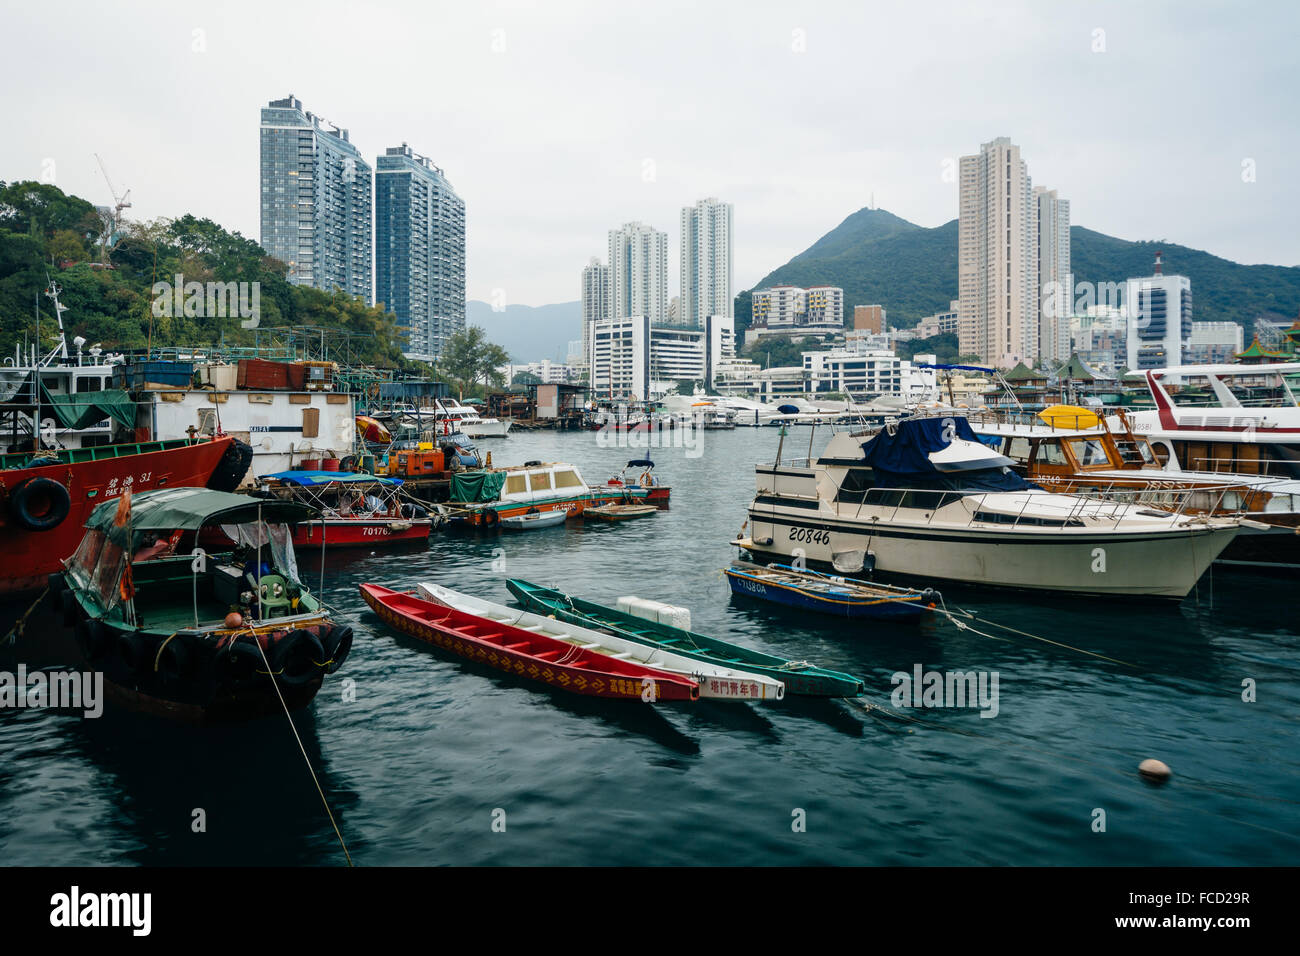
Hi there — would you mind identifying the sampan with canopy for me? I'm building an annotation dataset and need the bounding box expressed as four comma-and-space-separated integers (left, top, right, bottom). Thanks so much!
70, 487, 317, 618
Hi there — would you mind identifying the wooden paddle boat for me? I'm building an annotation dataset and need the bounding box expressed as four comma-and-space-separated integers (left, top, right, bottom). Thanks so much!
359, 584, 699, 702
505, 579, 866, 697
725, 561, 939, 621
418, 582, 784, 701
584, 504, 658, 522
500, 508, 569, 531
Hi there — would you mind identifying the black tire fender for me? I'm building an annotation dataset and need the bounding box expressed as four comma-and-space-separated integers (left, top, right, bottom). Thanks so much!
155, 635, 192, 685
116, 630, 154, 679
74, 617, 109, 663
214, 637, 265, 688
9, 477, 71, 532
271, 629, 325, 686
321, 624, 353, 674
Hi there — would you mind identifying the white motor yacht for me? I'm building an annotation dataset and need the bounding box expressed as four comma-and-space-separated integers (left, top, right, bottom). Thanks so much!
735, 416, 1242, 599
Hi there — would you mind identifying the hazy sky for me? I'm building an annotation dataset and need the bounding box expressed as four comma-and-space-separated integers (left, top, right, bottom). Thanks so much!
2, 0, 1296, 306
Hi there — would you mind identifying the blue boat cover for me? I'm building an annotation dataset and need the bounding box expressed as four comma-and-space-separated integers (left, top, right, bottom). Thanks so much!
860, 418, 1036, 492
259, 470, 402, 487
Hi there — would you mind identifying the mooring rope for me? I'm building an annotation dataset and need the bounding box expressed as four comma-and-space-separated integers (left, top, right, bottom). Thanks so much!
3, 586, 49, 645
246, 628, 353, 867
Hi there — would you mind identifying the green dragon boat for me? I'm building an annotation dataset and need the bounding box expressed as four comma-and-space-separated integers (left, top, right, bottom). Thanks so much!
505, 579, 865, 698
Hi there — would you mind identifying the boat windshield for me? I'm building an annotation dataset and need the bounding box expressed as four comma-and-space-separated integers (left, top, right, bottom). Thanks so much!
1067, 438, 1110, 467
67, 529, 127, 612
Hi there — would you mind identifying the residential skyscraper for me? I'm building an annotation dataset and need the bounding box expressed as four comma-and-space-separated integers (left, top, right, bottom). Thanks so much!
1035, 186, 1072, 366
680, 197, 734, 328
375, 143, 466, 361
957, 137, 1038, 367
580, 257, 610, 373
607, 222, 668, 323
260, 95, 372, 302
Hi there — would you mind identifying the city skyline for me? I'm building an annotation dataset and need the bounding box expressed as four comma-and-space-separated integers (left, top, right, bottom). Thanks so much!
2, 1, 1296, 308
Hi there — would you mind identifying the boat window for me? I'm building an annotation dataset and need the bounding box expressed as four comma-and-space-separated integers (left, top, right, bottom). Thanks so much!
1004, 437, 1031, 464
89, 536, 128, 610
864, 488, 906, 508
834, 468, 874, 504
528, 471, 553, 492
67, 529, 107, 590
900, 490, 947, 510
504, 474, 527, 496
1034, 440, 1069, 466
1115, 440, 1153, 465
553, 469, 583, 489
1067, 439, 1110, 467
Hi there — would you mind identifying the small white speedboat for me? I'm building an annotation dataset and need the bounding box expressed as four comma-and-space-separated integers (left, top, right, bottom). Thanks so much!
500, 509, 569, 531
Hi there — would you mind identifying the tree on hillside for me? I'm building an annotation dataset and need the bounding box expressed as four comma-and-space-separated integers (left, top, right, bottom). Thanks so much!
0, 181, 101, 242
438, 326, 512, 394
742, 336, 807, 369
0, 183, 418, 368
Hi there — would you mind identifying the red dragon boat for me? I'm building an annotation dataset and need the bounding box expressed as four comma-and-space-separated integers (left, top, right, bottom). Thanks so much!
0, 435, 249, 596
360, 584, 699, 701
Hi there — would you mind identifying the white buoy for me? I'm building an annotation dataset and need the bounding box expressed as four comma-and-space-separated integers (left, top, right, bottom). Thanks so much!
1139, 758, 1172, 784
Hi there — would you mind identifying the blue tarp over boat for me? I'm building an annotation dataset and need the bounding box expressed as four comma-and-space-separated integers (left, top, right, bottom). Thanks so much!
859, 418, 1038, 492
259, 470, 403, 486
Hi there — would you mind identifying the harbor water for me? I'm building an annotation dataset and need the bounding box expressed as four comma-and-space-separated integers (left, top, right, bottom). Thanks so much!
1, 427, 1297, 865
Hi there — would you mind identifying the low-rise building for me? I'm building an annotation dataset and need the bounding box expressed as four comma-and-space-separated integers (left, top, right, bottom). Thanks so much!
588, 314, 736, 400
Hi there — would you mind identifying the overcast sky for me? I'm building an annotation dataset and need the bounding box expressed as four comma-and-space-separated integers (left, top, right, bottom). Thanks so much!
2, 0, 1296, 307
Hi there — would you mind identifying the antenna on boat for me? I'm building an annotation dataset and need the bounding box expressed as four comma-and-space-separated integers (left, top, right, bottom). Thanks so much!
42, 279, 70, 366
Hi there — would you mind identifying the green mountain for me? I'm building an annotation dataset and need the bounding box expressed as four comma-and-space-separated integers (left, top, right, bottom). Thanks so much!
740, 208, 1300, 334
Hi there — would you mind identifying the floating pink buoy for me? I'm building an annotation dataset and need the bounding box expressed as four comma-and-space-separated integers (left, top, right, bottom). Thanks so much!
224, 612, 243, 629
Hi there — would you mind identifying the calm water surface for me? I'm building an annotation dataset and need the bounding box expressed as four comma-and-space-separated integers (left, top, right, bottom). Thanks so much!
1, 427, 1297, 865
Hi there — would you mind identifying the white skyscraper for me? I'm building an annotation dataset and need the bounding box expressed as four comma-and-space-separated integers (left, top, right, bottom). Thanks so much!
1035, 186, 1072, 366
580, 257, 610, 375
680, 197, 734, 328
1126, 251, 1193, 371
607, 222, 669, 324
958, 137, 1038, 368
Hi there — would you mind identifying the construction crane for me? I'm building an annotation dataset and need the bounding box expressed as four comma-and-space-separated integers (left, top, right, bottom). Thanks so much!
93, 153, 132, 251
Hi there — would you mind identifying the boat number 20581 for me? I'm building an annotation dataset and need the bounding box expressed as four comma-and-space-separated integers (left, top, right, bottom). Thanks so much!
788, 528, 830, 545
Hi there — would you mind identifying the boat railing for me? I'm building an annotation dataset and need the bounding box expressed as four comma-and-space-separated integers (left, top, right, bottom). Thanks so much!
849, 480, 1246, 531
1187, 456, 1295, 479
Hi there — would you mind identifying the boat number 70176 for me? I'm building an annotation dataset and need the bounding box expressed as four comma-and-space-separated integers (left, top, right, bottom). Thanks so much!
788, 527, 830, 545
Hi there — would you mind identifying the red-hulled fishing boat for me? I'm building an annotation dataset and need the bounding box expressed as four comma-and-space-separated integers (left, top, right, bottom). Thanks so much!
359, 584, 700, 701
255, 471, 435, 549
0, 435, 249, 596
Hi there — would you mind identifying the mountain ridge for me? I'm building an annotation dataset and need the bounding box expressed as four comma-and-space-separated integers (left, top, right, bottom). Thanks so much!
741, 208, 1300, 333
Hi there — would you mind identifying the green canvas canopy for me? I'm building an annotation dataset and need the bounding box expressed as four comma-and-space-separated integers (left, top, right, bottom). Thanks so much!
86, 487, 316, 537
450, 470, 506, 503
37, 386, 138, 430
1, 372, 138, 430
